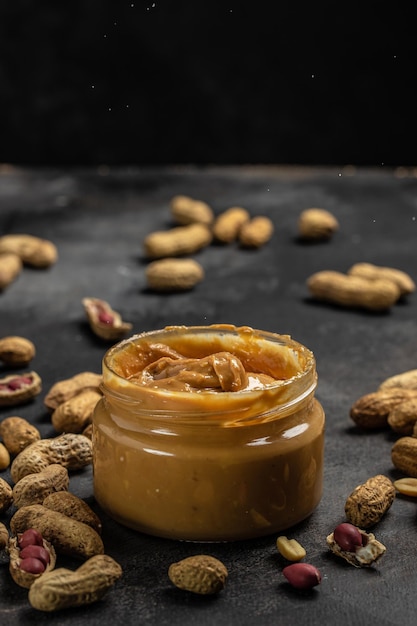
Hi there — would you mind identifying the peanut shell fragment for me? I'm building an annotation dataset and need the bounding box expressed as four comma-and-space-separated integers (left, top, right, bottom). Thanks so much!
8, 535, 56, 588
327, 526, 386, 567
82, 297, 132, 341
28, 554, 122, 611
344, 474, 395, 528
0, 371, 42, 406
168, 555, 228, 595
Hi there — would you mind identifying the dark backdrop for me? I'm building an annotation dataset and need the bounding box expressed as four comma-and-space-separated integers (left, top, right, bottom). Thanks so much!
1, 1, 416, 167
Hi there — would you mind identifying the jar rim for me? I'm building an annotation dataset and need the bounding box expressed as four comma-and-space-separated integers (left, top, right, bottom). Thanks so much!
101, 325, 317, 419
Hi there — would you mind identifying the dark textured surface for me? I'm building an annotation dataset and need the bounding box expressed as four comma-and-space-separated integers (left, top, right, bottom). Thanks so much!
0, 165, 417, 625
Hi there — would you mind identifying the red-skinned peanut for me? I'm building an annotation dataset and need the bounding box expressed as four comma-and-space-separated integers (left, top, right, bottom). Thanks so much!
282, 563, 321, 590
19, 557, 46, 574
18, 528, 43, 549
333, 523, 363, 552
20, 545, 50, 567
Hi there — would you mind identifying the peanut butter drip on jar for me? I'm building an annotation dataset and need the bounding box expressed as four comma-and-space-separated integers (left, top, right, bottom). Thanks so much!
130, 350, 276, 393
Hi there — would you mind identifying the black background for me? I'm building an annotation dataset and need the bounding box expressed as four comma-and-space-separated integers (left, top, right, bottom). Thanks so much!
1, 0, 416, 167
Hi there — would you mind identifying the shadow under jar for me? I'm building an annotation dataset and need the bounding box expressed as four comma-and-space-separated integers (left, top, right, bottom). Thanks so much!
92, 324, 325, 542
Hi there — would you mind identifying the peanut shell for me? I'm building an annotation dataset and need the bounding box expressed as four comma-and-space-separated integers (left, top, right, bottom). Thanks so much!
379, 369, 417, 391
146, 258, 204, 292
350, 388, 417, 429
344, 474, 395, 528
42, 491, 102, 534
0, 252, 22, 289
0, 371, 42, 406
298, 208, 339, 240
44, 371, 102, 411
213, 207, 250, 243
51, 389, 102, 433
307, 270, 401, 310
12, 464, 69, 509
168, 555, 228, 595
28, 554, 122, 611
144, 223, 212, 259
0, 416, 41, 456
0, 234, 57, 268
170, 195, 214, 225
392, 437, 417, 477
239, 216, 274, 248
387, 398, 417, 435
8, 535, 56, 589
10, 504, 104, 560
10, 433, 93, 483
348, 262, 415, 296
0, 336, 35, 366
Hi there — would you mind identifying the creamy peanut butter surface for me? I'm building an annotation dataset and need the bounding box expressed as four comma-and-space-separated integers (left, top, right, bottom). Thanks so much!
93, 325, 325, 541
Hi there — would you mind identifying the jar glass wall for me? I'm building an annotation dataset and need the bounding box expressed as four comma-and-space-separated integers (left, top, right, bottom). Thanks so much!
93, 325, 325, 541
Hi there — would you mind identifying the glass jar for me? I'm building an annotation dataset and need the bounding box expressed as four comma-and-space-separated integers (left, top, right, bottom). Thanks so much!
92, 324, 325, 541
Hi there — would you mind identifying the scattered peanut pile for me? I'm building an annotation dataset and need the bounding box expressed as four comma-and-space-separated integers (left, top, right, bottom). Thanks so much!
350, 368, 417, 479
1, 198, 417, 610
143, 195, 274, 292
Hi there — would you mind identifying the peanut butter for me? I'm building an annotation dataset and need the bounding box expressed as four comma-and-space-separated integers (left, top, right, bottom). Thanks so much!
93, 325, 325, 541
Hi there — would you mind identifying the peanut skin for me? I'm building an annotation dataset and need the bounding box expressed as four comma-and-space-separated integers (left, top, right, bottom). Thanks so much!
10, 504, 104, 560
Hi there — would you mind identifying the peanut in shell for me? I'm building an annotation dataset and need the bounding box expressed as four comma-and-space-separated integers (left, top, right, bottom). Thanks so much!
168, 555, 228, 595
344, 474, 395, 528
392, 437, 417, 478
